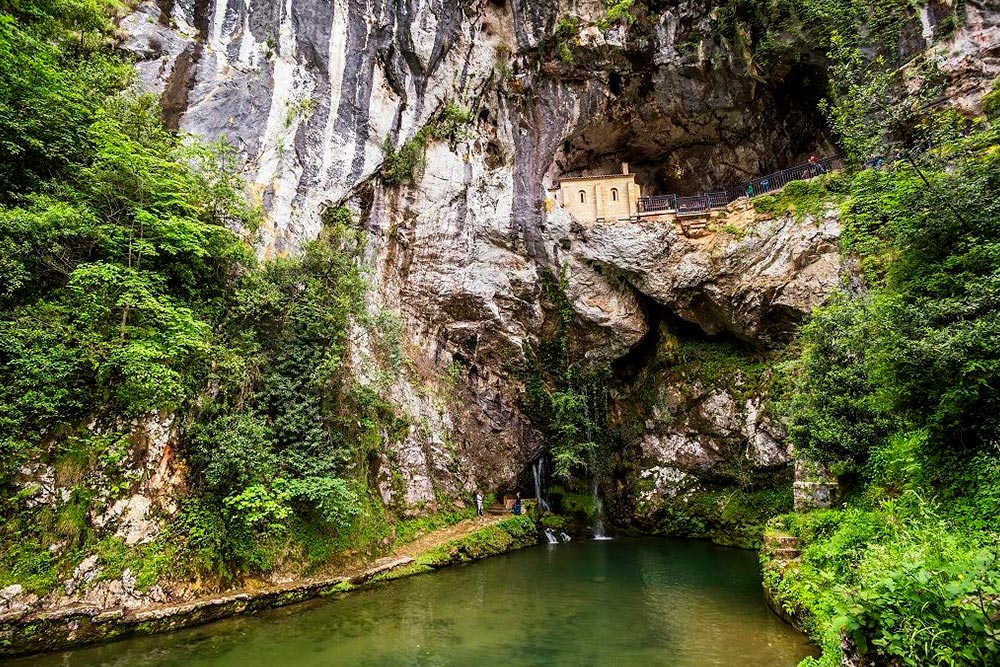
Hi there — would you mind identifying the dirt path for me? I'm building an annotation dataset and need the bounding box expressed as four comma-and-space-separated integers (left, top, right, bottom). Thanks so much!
393, 513, 507, 559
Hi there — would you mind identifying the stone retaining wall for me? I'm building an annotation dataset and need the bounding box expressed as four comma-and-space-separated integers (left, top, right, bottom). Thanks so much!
0, 517, 540, 659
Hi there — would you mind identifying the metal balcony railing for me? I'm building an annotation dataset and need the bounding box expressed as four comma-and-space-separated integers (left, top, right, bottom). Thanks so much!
636, 194, 676, 213
637, 155, 843, 216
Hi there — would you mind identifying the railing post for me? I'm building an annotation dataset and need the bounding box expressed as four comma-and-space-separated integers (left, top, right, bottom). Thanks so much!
619, 155, 840, 221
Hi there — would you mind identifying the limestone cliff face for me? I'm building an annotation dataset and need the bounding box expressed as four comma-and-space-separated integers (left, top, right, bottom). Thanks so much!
3, 0, 998, 632
116, 0, 998, 516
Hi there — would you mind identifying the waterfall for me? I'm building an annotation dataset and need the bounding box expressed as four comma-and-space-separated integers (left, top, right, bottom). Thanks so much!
583, 381, 610, 540
532, 458, 550, 512
559, 532, 571, 542
588, 447, 611, 540
591, 476, 610, 540
543, 528, 559, 544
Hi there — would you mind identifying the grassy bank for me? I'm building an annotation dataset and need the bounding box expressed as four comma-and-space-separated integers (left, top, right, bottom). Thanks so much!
0, 516, 539, 658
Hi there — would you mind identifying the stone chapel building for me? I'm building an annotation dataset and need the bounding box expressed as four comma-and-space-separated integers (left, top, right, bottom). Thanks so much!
549, 162, 641, 223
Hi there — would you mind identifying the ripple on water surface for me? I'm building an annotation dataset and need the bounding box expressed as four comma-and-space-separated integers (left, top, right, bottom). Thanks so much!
6, 538, 817, 667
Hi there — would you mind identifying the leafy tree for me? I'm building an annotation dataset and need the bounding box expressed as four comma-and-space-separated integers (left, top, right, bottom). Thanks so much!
0, 94, 255, 483
783, 294, 896, 464
0, 0, 130, 198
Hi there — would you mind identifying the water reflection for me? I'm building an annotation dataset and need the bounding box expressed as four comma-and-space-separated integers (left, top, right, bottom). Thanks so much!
6, 539, 816, 667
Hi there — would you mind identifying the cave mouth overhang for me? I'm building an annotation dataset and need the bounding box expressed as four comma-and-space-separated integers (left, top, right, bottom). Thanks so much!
549, 61, 836, 198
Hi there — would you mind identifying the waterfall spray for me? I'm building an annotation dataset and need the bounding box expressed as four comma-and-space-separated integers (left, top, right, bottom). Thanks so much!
591, 477, 610, 539
588, 448, 611, 540
532, 458, 550, 512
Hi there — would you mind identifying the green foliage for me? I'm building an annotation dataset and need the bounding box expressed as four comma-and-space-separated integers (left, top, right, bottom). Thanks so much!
0, 0, 132, 197
752, 173, 848, 222
550, 487, 596, 518
712, 0, 940, 72
438, 102, 474, 140
864, 430, 922, 498
381, 102, 474, 185
95, 535, 176, 591
781, 294, 896, 464
416, 516, 537, 567
554, 16, 581, 64
984, 78, 1000, 121
284, 97, 317, 128
776, 121, 1000, 665
655, 486, 792, 549
598, 0, 635, 31
177, 214, 377, 576
494, 43, 512, 82
0, 93, 255, 485
0, 537, 60, 595
784, 126, 1000, 464
521, 270, 612, 481
869, 140, 1000, 453
554, 16, 580, 41
0, 0, 395, 589
768, 496, 1000, 667
843, 542, 1000, 665
819, 33, 897, 164
675, 337, 769, 395
382, 127, 433, 185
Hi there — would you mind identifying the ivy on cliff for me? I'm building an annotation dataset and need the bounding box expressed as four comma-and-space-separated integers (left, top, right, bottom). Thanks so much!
521, 269, 613, 480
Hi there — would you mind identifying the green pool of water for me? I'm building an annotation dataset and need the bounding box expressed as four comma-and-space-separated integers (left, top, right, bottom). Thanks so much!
8, 538, 816, 667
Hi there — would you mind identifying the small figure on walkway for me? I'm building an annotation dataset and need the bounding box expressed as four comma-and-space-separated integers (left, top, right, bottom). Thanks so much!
475, 490, 484, 517
746, 183, 754, 198
808, 155, 824, 177
511, 493, 522, 516
760, 178, 770, 191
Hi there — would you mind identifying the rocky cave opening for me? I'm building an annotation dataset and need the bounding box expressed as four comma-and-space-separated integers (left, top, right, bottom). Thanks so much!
550, 61, 835, 197
611, 300, 756, 382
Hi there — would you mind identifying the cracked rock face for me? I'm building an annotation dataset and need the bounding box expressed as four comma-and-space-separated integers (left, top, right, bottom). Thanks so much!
629, 371, 792, 520
113, 0, 997, 515
548, 201, 843, 349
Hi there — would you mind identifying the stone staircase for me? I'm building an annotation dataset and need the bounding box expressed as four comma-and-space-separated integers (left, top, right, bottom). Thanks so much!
764, 532, 802, 567
678, 214, 710, 237
762, 532, 806, 631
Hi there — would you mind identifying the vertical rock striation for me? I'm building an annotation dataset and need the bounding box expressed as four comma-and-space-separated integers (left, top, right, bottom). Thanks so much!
116, 0, 998, 518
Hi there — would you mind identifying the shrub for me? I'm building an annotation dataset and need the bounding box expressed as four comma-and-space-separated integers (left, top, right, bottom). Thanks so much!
438, 102, 473, 139
554, 16, 581, 64
598, 0, 635, 31
782, 293, 896, 464
839, 541, 1000, 666
382, 127, 433, 185
982, 77, 1000, 121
